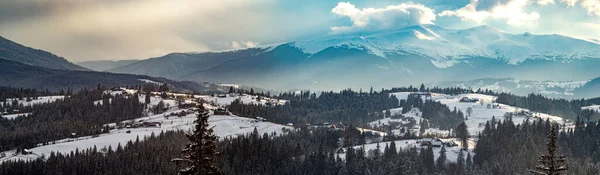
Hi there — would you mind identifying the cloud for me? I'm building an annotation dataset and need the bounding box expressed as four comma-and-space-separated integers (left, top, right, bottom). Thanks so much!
581, 0, 600, 15
560, 0, 578, 6
0, 0, 308, 61
559, 0, 600, 15
439, 0, 540, 26
330, 2, 436, 33
229, 40, 259, 50
537, 0, 556, 5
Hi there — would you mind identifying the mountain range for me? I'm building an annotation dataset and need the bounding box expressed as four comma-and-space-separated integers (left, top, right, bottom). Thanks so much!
76, 60, 140, 71
105, 25, 600, 91
2, 24, 600, 98
0, 36, 226, 93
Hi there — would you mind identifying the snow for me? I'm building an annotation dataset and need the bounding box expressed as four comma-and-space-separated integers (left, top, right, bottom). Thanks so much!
218, 84, 241, 88
0, 92, 292, 164
373, 93, 570, 137
1, 113, 31, 120
199, 94, 288, 107
138, 79, 161, 85
582, 105, 600, 112
337, 138, 477, 163
389, 92, 449, 102
2, 96, 65, 107
438, 94, 569, 135
289, 25, 600, 67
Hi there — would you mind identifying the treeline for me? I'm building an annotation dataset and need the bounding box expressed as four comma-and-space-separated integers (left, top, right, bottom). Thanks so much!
385, 84, 482, 95
229, 89, 399, 124
474, 114, 600, 174
4, 118, 600, 174
0, 89, 144, 152
401, 94, 465, 130
0, 87, 54, 101
0, 127, 474, 175
0, 131, 186, 175
496, 93, 600, 120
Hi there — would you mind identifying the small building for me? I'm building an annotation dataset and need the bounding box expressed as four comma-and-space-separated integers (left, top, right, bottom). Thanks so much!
22, 149, 33, 155
287, 123, 294, 126
445, 140, 458, 147
431, 139, 444, 147
460, 97, 479, 103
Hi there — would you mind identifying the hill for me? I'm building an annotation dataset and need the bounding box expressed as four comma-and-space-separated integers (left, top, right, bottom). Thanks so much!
0, 59, 224, 93
0, 36, 88, 71
76, 60, 139, 71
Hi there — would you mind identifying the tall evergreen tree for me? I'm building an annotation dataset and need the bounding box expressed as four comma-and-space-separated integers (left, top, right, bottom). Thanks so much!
173, 104, 222, 175
530, 126, 567, 175
437, 145, 447, 173
455, 122, 469, 149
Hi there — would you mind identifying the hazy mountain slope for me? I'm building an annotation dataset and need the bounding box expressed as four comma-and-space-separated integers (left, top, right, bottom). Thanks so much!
0, 59, 224, 93
574, 77, 600, 98
291, 25, 600, 66
106, 25, 600, 90
108, 48, 268, 79
76, 60, 139, 71
0, 36, 88, 71
429, 78, 588, 98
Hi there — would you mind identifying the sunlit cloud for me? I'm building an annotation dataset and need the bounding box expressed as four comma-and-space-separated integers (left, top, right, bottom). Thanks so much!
439, 0, 540, 27
330, 2, 436, 33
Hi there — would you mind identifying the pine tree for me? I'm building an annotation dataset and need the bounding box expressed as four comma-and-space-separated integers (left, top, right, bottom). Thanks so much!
173, 104, 222, 175
465, 152, 473, 172
530, 126, 567, 175
457, 150, 465, 175
455, 122, 469, 150
436, 145, 447, 172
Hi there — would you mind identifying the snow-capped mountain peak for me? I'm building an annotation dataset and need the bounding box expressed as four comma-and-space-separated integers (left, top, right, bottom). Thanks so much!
288, 25, 600, 68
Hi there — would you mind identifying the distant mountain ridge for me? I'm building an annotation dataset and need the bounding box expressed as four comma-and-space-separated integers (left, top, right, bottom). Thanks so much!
108, 48, 267, 79
0, 59, 225, 93
77, 60, 139, 71
0, 36, 88, 71
104, 25, 600, 90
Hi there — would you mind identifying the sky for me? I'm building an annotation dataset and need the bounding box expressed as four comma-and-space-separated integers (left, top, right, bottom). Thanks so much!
0, 0, 599, 62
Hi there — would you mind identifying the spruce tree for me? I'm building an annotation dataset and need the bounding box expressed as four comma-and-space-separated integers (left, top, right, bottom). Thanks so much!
456, 122, 469, 150
173, 104, 222, 175
530, 126, 567, 175
436, 145, 447, 172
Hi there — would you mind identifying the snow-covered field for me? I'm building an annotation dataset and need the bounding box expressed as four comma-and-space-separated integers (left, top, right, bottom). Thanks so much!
582, 105, 600, 112
372, 93, 570, 137
2, 96, 65, 107
0, 111, 292, 164
1, 113, 31, 120
389, 92, 448, 102
0, 89, 292, 164
338, 138, 477, 163
438, 94, 568, 135
199, 94, 288, 106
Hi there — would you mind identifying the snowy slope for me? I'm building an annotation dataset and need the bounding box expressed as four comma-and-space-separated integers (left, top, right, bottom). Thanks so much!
338, 138, 477, 163
1, 96, 65, 107
1, 113, 31, 120
0, 90, 292, 164
582, 105, 600, 112
290, 25, 600, 67
437, 94, 568, 135
430, 78, 589, 98
0, 110, 292, 163
372, 92, 570, 137
199, 94, 288, 106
